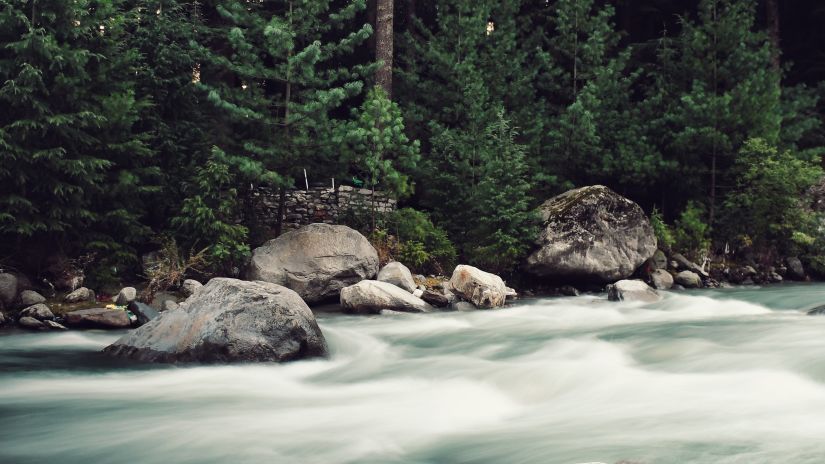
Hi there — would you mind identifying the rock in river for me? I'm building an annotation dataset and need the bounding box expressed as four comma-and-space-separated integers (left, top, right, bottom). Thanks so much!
449, 265, 508, 309
104, 278, 328, 363
674, 270, 702, 289
525, 185, 657, 282
607, 280, 661, 303
64, 287, 95, 304
65, 308, 131, 329
340, 280, 433, 314
247, 223, 379, 303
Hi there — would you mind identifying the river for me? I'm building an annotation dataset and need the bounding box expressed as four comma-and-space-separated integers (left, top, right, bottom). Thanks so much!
2, 284, 825, 464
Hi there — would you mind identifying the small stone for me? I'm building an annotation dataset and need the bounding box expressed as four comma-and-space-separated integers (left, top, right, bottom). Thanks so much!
181, 279, 203, 297
421, 289, 450, 307
115, 287, 137, 305
607, 280, 661, 303
44, 320, 68, 330
413, 288, 424, 298
64, 287, 95, 304
20, 303, 54, 320
18, 290, 46, 307
162, 300, 179, 311
674, 271, 702, 289
649, 269, 674, 290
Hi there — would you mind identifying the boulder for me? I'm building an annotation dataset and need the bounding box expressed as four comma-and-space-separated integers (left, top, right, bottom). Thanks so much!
104, 278, 328, 363
645, 250, 668, 272
525, 185, 657, 282
20, 303, 54, 320
449, 265, 508, 309
674, 270, 702, 289
181, 279, 203, 297
65, 308, 131, 329
786, 257, 805, 280
376, 262, 416, 293
0, 273, 18, 307
18, 316, 46, 330
649, 269, 674, 290
671, 253, 709, 277
421, 289, 450, 308
607, 280, 661, 303
115, 287, 137, 306
247, 223, 379, 303
127, 301, 160, 326
340, 280, 433, 314
64, 287, 95, 304
17, 290, 46, 307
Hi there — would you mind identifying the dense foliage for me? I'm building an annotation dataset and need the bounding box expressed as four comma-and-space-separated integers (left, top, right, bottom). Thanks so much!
2, 0, 824, 278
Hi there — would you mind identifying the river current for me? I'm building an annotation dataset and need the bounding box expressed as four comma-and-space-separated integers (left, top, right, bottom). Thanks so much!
2, 284, 825, 464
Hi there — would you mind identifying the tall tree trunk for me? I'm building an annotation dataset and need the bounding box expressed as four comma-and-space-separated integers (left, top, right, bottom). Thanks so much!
765, 0, 781, 72
376, 0, 394, 97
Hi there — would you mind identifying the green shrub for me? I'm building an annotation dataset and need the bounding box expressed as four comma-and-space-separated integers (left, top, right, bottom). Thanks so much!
674, 201, 711, 260
385, 208, 457, 274
650, 207, 674, 251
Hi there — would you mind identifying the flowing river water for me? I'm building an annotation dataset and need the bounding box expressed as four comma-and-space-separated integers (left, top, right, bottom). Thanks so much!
2, 284, 825, 464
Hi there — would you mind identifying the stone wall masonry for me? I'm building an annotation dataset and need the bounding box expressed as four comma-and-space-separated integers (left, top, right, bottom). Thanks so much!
251, 184, 397, 238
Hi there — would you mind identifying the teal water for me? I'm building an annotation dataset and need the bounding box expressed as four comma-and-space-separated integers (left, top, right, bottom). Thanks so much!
2, 284, 825, 464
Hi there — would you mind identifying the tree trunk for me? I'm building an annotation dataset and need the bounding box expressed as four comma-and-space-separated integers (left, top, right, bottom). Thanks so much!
376, 0, 394, 97
765, 0, 781, 72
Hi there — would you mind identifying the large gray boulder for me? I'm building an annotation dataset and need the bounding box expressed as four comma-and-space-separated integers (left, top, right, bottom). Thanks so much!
247, 223, 379, 303
525, 185, 657, 283
104, 278, 328, 363
377, 262, 416, 293
449, 265, 508, 309
340, 280, 433, 314
607, 280, 661, 303
0, 273, 18, 308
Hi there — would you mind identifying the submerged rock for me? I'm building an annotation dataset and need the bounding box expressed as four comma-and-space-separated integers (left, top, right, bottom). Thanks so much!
607, 280, 661, 303
104, 278, 328, 363
247, 223, 379, 303
525, 185, 657, 282
449, 265, 508, 309
377, 261, 417, 293
340, 280, 433, 314
65, 308, 131, 329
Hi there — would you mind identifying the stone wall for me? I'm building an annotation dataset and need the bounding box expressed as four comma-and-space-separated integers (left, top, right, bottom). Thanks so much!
251, 185, 397, 237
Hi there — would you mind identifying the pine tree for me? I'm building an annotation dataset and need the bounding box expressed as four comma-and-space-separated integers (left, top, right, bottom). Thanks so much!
338, 86, 420, 231
652, 0, 780, 224
179, 0, 374, 265
0, 1, 152, 270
